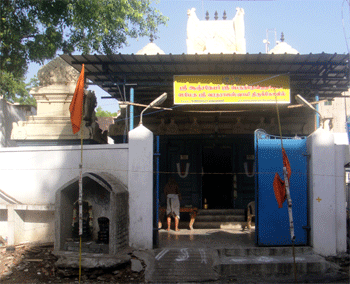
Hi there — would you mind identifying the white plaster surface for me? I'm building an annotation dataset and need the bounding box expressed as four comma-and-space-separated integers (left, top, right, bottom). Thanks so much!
0, 144, 128, 205
128, 125, 153, 249
0, 144, 128, 245
0, 98, 36, 147
334, 141, 349, 254
307, 129, 347, 256
268, 41, 299, 54
186, 7, 246, 54
136, 42, 165, 55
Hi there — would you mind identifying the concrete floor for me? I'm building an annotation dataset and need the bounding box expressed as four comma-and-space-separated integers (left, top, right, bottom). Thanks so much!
140, 225, 350, 283
158, 227, 256, 249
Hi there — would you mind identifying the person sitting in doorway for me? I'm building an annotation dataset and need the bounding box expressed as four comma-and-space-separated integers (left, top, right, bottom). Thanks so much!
241, 201, 255, 231
164, 176, 182, 231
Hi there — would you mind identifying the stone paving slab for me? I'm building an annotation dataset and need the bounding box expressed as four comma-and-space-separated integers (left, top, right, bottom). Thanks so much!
218, 253, 330, 276
221, 246, 313, 257
136, 248, 220, 283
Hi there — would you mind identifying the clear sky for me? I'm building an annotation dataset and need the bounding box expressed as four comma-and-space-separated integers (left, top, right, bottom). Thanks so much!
27, 0, 350, 112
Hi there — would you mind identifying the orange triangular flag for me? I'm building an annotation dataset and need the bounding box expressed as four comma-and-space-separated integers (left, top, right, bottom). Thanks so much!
273, 173, 286, 208
282, 148, 291, 180
70, 64, 85, 134
273, 148, 292, 208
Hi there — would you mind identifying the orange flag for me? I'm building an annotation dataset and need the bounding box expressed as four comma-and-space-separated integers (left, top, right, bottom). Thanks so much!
70, 64, 85, 134
273, 148, 291, 208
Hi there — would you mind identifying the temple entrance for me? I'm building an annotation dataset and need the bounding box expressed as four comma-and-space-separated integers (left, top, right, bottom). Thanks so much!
202, 146, 233, 209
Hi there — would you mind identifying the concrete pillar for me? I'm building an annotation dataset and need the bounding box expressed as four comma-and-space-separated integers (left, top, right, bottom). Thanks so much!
128, 125, 153, 249
307, 129, 337, 256
7, 206, 24, 246
334, 141, 349, 254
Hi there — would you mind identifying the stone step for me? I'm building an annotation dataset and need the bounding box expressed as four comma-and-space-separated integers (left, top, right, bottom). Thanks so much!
196, 215, 245, 222
217, 253, 332, 276
198, 209, 245, 215
219, 246, 313, 257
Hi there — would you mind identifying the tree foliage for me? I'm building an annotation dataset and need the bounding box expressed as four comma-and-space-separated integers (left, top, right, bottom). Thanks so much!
0, 71, 38, 105
0, 0, 167, 104
95, 106, 119, 117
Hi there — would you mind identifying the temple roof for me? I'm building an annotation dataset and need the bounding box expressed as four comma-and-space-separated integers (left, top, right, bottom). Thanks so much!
61, 53, 349, 104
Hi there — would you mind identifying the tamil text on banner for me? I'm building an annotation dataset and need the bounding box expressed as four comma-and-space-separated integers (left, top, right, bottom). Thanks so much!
173, 74, 290, 105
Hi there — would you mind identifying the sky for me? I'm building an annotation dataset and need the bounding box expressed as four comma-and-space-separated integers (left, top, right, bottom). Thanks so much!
27, 0, 350, 112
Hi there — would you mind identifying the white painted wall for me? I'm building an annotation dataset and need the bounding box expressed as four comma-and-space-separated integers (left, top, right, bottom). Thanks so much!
307, 129, 348, 256
128, 125, 153, 249
0, 98, 36, 148
0, 144, 128, 245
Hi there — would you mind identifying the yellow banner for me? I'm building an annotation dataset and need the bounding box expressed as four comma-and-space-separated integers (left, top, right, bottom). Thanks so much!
173, 75, 290, 104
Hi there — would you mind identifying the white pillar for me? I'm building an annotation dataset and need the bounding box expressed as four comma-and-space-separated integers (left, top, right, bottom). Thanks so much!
7, 206, 24, 246
307, 129, 337, 256
334, 142, 349, 254
128, 125, 153, 249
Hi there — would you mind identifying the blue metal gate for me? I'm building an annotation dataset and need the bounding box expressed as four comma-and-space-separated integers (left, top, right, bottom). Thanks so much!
254, 130, 308, 246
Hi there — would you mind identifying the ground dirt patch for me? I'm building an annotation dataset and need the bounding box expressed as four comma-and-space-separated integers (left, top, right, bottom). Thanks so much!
0, 243, 145, 283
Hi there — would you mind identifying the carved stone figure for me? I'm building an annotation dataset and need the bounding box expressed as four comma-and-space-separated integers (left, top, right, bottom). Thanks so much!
257, 117, 266, 130
269, 118, 279, 134
37, 57, 80, 87
83, 90, 97, 126
166, 118, 180, 135
109, 121, 125, 136
189, 117, 201, 134
232, 117, 246, 134
156, 118, 167, 135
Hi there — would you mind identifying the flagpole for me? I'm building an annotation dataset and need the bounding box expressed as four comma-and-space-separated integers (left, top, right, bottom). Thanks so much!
78, 126, 83, 283
283, 166, 297, 283
275, 93, 297, 283
69, 64, 85, 283
78, 75, 85, 284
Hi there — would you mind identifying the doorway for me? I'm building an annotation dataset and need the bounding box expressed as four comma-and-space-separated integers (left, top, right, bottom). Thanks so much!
202, 145, 233, 209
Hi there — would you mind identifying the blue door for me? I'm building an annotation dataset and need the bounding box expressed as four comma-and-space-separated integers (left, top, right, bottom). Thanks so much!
255, 130, 308, 246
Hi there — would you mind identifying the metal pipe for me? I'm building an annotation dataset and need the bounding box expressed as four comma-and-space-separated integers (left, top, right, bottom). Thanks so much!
140, 93, 167, 125
130, 88, 134, 130
119, 101, 172, 111
315, 95, 320, 129
153, 136, 160, 248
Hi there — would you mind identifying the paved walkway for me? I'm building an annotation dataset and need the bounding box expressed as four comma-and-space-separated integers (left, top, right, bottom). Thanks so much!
158, 227, 256, 249
135, 227, 349, 283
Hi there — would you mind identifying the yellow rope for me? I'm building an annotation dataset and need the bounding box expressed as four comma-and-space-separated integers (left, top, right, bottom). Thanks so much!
275, 94, 284, 149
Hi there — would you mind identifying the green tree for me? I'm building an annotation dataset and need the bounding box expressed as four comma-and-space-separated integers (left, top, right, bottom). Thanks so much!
95, 106, 119, 117
0, 0, 167, 104
0, 71, 38, 105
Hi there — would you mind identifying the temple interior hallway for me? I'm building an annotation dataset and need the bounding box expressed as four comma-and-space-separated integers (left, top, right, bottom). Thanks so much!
202, 146, 233, 209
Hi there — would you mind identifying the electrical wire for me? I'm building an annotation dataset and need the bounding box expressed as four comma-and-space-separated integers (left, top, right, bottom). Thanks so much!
342, 0, 350, 53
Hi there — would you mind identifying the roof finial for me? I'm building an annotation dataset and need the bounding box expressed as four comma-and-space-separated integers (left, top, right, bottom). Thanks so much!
280, 32, 285, 42
223, 10, 227, 20
205, 11, 209, 20
150, 34, 154, 43
214, 11, 218, 20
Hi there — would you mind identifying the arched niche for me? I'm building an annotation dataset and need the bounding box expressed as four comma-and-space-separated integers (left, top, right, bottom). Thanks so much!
54, 172, 128, 256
